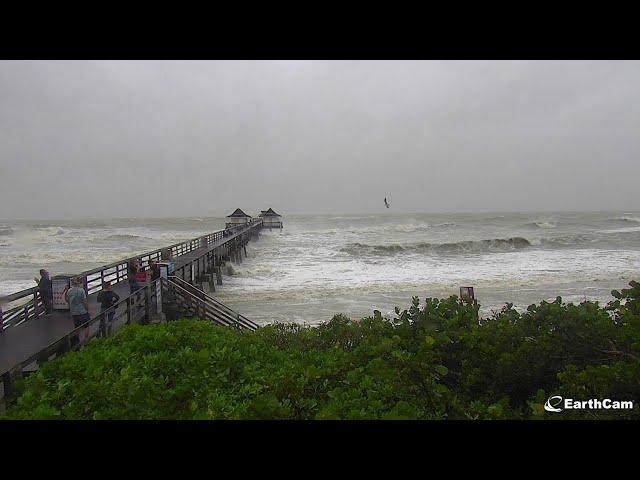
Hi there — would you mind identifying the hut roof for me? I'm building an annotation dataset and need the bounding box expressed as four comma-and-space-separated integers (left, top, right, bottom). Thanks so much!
227, 208, 251, 218
258, 208, 281, 217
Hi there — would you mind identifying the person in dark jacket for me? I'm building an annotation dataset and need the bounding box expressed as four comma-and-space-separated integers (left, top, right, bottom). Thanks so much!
35, 269, 53, 315
97, 281, 120, 337
128, 261, 140, 294
149, 260, 161, 281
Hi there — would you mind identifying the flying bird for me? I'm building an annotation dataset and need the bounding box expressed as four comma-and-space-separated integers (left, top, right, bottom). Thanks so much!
384, 197, 390, 209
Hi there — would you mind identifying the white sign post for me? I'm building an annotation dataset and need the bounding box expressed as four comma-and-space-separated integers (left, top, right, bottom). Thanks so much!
52, 275, 72, 310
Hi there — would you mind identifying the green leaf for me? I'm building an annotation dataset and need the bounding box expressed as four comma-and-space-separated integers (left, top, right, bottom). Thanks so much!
434, 365, 448, 376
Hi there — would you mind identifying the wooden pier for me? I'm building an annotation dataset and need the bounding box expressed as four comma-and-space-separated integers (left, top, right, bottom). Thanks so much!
0, 219, 265, 400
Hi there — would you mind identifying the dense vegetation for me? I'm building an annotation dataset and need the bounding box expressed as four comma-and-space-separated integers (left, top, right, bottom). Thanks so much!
4, 281, 640, 419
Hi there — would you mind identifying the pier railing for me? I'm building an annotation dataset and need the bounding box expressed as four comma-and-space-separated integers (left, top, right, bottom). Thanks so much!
1, 274, 259, 399
1, 280, 161, 397
0, 220, 262, 331
167, 276, 259, 330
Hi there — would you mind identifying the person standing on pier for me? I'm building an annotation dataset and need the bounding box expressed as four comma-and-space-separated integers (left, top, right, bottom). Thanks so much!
128, 260, 141, 300
35, 269, 53, 315
149, 260, 160, 281
97, 281, 120, 337
65, 277, 90, 347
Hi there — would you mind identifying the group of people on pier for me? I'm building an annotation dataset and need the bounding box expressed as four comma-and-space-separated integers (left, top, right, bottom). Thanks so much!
2, 221, 253, 337
0, 252, 168, 338
0, 259, 162, 341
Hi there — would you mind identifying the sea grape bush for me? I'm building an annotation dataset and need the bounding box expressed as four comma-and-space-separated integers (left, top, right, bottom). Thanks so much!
4, 281, 640, 420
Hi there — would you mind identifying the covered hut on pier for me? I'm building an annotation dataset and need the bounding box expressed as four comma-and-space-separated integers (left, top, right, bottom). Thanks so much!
225, 208, 252, 229
258, 208, 283, 229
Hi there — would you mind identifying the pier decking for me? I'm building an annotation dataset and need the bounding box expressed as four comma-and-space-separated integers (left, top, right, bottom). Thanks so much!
1, 219, 265, 397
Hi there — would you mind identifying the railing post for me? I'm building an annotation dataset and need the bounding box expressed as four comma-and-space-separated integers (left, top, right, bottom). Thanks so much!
36, 346, 50, 366
33, 292, 40, 318
208, 271, 215, 292
2, 371, 13, 398
157, 279, 163, 318
216, 265, 223, 285
143, 286, 150, 325
55, 335, 70, 357
6, 368, 22, 397
126, 297, 131, 325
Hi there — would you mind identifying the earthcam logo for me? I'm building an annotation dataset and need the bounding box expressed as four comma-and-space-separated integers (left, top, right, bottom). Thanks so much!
544, 395, 634, 412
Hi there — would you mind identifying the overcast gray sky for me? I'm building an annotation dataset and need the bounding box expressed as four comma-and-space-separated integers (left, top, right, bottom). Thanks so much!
1, 60, 638, 219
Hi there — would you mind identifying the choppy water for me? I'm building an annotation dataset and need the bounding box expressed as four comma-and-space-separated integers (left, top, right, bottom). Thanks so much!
1, 212, 639, 324
0, 217, 225, 295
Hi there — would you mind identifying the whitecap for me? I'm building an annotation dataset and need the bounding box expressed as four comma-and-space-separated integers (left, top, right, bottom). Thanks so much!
616, 216, 640, 223
598, 226, 640, 234
526, 221, 557, 229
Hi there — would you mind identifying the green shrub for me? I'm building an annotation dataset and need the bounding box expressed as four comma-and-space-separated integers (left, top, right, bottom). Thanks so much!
4, 282, 640, 420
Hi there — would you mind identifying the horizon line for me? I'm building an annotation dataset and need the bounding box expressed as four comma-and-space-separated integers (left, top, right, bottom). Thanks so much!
1, 208, 638, 222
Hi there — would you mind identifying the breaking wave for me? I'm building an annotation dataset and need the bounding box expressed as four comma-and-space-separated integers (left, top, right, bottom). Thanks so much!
225, 266, 278, 278
598, 226, 640, 234
308, 223, 434, 235
341, 237, 533, 256
610, 216, 640, 224
0, 248, 130, 268
104, 234, 153, 241
392, 223, 431, 233
538, 234, 594, 246
526, 221, 557, 229
29, 226, 68, 236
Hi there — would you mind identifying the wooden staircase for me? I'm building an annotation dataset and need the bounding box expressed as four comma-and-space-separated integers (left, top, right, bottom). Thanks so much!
162, 276, 259, 331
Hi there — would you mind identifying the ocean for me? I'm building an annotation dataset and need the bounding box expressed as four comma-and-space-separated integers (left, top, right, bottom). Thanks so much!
1, 212, 639, 325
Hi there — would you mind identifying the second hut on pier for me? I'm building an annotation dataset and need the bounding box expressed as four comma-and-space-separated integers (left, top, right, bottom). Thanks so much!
225, 208, 252, 229
258, 208, 283, 229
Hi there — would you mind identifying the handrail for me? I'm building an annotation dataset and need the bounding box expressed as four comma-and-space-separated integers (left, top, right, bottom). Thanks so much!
168, 288, 237, 329
1, 221, 265, 398
1, 219, 262, 330
164, 278, 257, 331
165, 278, 247, 329
163, 279, 236, 328
1, 280, 160, 380
168, 276, 259, 330
2, 286, 40, 304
